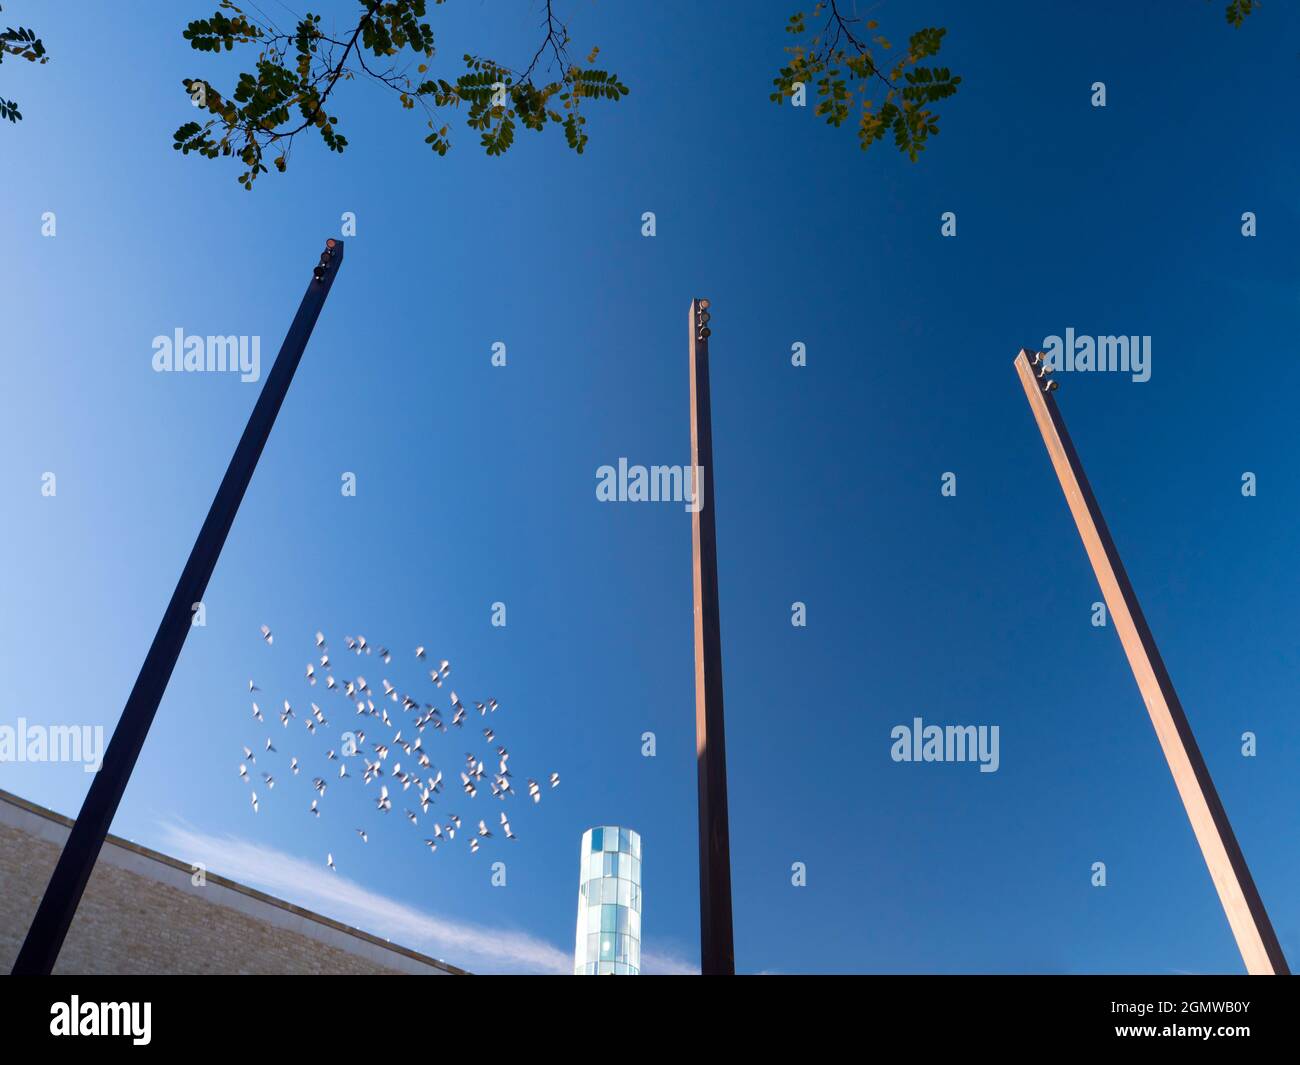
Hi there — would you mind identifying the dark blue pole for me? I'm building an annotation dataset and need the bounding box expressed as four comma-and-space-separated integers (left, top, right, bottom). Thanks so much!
12, 239, 346, 975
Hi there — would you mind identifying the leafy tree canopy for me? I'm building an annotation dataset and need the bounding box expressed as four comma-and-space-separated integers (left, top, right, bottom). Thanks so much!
0, 0, 1267, 176
173, 0, 629, 188
771, 2, 958, 162
0, 3, 49, 124
769, 0, 1258, 161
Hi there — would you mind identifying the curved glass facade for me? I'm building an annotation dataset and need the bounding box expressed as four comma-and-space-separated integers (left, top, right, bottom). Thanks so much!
573, 826, 642, 975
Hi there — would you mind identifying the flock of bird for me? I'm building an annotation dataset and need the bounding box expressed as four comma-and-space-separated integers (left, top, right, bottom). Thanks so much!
239, 626, 559, 872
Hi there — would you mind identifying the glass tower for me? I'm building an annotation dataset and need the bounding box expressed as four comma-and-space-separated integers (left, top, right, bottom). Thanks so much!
574, 826, 642, 975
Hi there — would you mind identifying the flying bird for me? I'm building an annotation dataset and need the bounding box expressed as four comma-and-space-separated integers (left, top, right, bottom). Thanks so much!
236, 628, 561, 866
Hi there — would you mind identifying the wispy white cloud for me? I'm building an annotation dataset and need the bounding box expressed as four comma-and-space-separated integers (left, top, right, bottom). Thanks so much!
156, 821, 698, 975
158, 821, 568, 973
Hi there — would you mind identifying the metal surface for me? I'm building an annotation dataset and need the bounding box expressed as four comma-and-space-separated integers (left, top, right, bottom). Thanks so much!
1013, 348, 1288, 976
688, 298, 735, 975
12, 240, 346, 976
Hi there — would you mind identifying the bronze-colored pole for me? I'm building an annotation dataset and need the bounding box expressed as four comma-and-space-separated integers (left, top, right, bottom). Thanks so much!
1014, 349, 1288, 975
688, 298, 735, 975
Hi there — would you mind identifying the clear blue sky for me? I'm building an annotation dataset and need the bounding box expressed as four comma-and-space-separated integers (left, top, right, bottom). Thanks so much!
2, 1, 1298, 974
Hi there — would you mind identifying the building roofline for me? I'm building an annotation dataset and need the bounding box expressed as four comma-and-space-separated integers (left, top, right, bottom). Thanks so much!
0, 787, 470, 975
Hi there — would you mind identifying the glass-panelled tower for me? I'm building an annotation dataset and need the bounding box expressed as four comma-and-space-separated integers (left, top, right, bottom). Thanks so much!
574, 826, 642, 975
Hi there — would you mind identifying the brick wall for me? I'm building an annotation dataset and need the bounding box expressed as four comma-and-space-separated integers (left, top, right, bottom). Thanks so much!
0, 791, 466, 975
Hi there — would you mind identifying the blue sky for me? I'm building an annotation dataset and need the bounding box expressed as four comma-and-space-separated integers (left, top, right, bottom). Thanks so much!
2, 1, 1298, 974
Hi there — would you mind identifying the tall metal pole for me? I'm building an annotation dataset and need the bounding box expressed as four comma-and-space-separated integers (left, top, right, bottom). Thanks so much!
1014, 348, 1288, 975
12, 240, 347, 975
688, 298, 736, 975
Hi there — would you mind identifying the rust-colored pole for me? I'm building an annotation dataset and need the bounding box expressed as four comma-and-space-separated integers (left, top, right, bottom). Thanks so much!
1014, 349, 1288, 975
689, 298, 735, 975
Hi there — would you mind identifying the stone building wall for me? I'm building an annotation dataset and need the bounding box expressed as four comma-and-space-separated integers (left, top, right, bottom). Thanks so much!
0, 789, 466, 975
